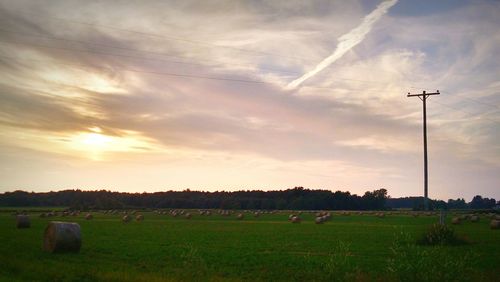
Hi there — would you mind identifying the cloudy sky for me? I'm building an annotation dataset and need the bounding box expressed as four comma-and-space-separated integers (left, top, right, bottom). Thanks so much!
0, 0, 498, 200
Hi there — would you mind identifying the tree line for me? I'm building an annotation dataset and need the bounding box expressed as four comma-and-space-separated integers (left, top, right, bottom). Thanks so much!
0, 187, 497, 211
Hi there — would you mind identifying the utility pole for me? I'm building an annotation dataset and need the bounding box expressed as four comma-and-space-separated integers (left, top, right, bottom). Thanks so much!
407, 90, 440, 211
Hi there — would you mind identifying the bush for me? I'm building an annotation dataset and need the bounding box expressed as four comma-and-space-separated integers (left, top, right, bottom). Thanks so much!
417, 224, 468, 246
388, 230, 478, 281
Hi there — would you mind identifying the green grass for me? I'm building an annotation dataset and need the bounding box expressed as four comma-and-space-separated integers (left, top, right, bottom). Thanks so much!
0, 211, 498, 281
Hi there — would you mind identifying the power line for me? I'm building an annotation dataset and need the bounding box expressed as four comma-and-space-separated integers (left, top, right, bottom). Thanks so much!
0, 54, 267, 84
1, 49, 498, 126
0, 35, 395, 86
0, 10, 314, 62
432, 100, 500, 125
0, 53, 413, 99
0, 9, 408, 77
0, 31, 300, 76
0, 38, 220, 69
409, 86, 499, 111
0, 28, 406, 85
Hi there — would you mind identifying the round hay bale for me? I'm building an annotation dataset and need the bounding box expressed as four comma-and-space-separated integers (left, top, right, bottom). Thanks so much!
43, 222, 81, 253
315, 217, 324, 224
122, 215, 132, 223
85, 214, 93, 220
16, 215, 31, 228
470, 215, 479, 222
451, 217, 460, 225
136, 214, 144, 221
237, 213, 244, 220
490, 220, 499, 230
291, 216, 301, 223
185, 213, 192, 219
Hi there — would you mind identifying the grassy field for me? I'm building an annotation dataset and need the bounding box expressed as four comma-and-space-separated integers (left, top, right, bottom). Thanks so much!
0, 210, 498, 281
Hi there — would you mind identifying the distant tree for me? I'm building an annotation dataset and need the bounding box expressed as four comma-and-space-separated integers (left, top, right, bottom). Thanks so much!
447, 198, 467, 209
0, 188, 494, 211
362, 189, 388, 210
469, 195, 496, 209
469, 195, 484, 209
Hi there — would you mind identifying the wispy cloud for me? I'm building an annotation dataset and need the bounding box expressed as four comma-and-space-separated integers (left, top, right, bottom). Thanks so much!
287, 0, 398, 89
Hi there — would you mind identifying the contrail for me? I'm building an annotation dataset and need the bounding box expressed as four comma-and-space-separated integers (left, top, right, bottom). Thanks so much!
287, 0, 398, 90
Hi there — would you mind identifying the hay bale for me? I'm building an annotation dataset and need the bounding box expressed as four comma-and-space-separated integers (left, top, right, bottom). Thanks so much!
85, 214, 93, 220
291, 216, 301, 223
43, 222, 81, 253
16, 215, 31, 228
451, 217, 460, 225
490, 220, 499, 230
470, 215, 479, 222
136, 214, 144, 221
122, 215, 132, 223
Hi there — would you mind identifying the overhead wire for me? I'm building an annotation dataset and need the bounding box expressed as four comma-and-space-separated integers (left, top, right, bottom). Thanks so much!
0, 12, 498, 125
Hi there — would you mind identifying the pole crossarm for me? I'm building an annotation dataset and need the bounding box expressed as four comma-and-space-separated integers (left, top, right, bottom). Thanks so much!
407, 90, 440, 211
407, 90, 440, 97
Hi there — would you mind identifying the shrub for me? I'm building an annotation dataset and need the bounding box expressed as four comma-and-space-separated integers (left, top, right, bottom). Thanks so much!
387, 230, 478, 282
417, 224, 468, 246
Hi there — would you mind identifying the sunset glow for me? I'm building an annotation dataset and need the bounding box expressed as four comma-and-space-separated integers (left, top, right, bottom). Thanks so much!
0, 0, 498, 200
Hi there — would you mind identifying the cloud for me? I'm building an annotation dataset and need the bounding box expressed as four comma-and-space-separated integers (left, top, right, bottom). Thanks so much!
287, 0, 398, 89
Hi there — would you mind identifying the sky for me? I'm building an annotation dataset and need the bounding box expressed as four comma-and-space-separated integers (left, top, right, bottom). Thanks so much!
0, 0, 498, 201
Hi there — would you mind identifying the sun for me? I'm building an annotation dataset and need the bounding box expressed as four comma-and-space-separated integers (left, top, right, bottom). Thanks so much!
82, 132, 112, 147
65, 127, 157, 160
69, 128, 114, 160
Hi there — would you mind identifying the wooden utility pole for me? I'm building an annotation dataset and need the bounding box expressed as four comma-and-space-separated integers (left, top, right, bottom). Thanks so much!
407, 90, 440, 211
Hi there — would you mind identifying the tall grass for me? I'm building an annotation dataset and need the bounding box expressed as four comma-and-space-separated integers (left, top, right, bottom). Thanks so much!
387, 229, 478, 281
